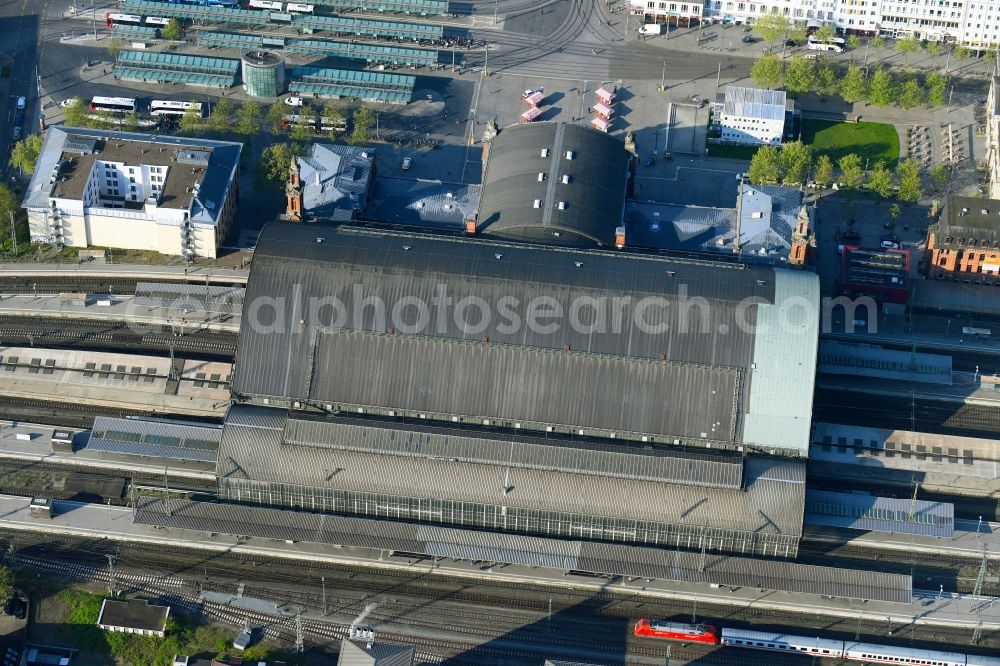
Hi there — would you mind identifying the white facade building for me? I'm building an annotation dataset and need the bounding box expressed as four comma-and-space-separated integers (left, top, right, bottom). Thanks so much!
697, 0, 1000, 45
719, 87, 788, 145
22, 127, 241, 259
986, 77, 1000, 200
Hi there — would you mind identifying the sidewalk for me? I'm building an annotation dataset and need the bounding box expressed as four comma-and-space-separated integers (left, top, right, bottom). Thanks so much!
0, 262, 248, 283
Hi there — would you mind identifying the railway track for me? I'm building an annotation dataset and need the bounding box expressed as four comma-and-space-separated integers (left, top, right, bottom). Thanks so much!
0, 395, 223, 428
4, 530, 996, 658
0, 275, 243, 293
0, 317, 237, 360
814, 388, 1000, 438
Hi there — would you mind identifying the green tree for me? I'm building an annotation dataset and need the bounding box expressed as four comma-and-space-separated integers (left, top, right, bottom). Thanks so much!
0, 185, 18, 225
748, 145, 783, 185
847, 34, 861, 50
871, 35, 885, 51
322, 100, 346, 133
0, 566, 12, 601
814, 24, 837, 44
889, 203, 902, 226
123, 110, 139, 132
787, 24, 808, 45
266, 101, 287, 133
161, 17, 182, 41
929, 163, 950, 187
107, 38, 123, 60
814, 154, 834, 188
256, 142, 305, 189
955, 45, 973, 60
10, 134, 43, 174
178, 105, 203, 136
838, 153, 864, 189
926, 71, 947, 107
815, 61, 840, 96
234, 101, 261, 139
62, 97, 88, 127
868, 67, 896, 107
753, 11, 792, 47
783, 56, 815, 94
750, 54, 784, 89
839, 64, 868, 103
867, 160, 894, 201
896, 157, 923, 203
985, 44, 1000, 62
898, 77, 926, 109
895, 35, 921, 64
290, 121, 313, 144
349, 106, 375, 145
925, 40, 942, 56
208, 98, 234, 136
779, 140, 812, 185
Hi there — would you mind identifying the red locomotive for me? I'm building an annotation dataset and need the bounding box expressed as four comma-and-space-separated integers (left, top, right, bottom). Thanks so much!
633, 619, 720, 644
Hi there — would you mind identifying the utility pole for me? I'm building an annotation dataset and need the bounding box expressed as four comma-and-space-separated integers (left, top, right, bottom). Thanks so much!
698, 525, 707, 572
660, 61, 666, 92
321, 576, 327, 615
690, 592, 699, 624
106, 554, 117, 596
716, 61, 722, 89
493, 0, 499, 26
164, 465, 172, 516
664, 645, 671, 666
972, 618, 983, 645
9, 211, 16, 255
972, 545, 989, 602
907, 478, 919, 522
295, 608, 305, 654
483, 43, 488, 77
91, 0, 97, 42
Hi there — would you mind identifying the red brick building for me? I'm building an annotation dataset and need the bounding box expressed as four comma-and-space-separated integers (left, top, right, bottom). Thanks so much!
926, 196, 1000, 283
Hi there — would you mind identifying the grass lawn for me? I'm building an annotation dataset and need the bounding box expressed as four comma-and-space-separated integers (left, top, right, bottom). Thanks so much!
706, 142, 758, 161
800, 118, 900, 168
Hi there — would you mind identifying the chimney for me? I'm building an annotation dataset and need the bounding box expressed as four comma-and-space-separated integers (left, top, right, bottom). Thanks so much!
465, 218, 476, 235
615, 226, 625, 249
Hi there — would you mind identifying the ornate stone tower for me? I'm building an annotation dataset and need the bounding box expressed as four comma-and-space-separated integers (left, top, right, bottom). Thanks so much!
285, 156, 302, 222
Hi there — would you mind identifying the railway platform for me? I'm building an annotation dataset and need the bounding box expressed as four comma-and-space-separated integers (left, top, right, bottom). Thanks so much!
0, 263, 248, 284
0, 293, 240, 333
817, 374, 1000, 407
0, 494, 997, 630
803, 520, 1000, 562
0, 347, 232, 419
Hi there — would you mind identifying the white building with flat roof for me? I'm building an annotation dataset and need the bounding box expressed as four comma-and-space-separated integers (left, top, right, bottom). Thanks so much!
718, 87, 788, 146
22, 127, 241, 259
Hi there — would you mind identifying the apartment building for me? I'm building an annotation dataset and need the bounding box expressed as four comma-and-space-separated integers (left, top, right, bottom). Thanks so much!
986, 77, 1000, 199
22, 127, 241, 259
926, 195, 1000, 282
696, 0, 1000, 45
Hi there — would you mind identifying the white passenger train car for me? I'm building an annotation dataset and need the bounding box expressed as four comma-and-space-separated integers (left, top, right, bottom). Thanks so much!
967, 654, 1000, 666
844, 642, 967, 666
720, 629, 844, 659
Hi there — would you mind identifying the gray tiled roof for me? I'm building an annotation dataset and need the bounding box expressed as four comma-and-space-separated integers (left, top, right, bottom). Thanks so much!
477, 122, 630, 247
217, 406, 806, 537
234, 224, 818, 453
297, 143, 374, 221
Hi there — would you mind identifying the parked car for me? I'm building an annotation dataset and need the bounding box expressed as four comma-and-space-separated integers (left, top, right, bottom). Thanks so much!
841, 231, 861, 242
520, 89, 535, 100
401, 157, 412, 170
11, 127, 20, 140
742, 35, 758, 43
283, 96, 303, 107
881, 238, 901, 249
785, 39, 799, 46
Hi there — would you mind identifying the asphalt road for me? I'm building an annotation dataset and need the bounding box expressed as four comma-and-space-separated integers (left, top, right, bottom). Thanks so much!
0, 8, 40, 175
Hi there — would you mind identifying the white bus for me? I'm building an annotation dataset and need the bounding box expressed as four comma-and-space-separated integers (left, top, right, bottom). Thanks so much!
286, 2, 315, 13
248, 0, 284, 9
150, 100, 204, 117
90, 96, 136, 113
807, 35, 845, 53
105, 13, 143, 27
144, 16, 171, 27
